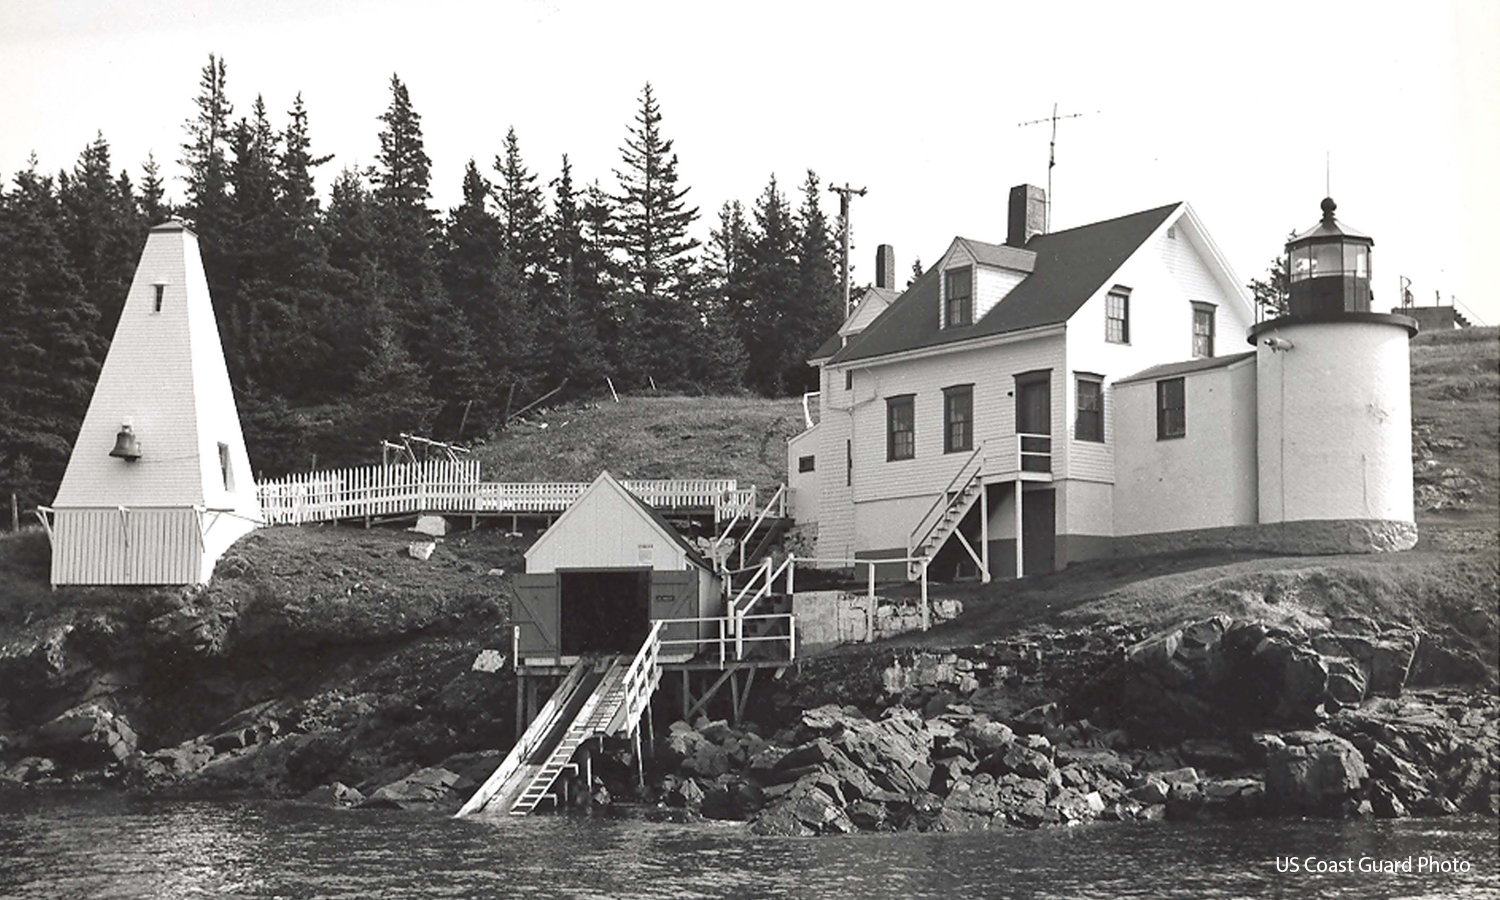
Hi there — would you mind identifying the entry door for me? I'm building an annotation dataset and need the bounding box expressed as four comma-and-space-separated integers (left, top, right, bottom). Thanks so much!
650, 570, 700, 651
1016, 374, 1052, 472
1021, 488, 1056, 577
513, 573, 560, 656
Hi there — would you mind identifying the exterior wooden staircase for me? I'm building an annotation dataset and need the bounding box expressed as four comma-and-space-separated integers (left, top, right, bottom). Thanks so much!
455, 623, 663, 818
907, 444, 986, 580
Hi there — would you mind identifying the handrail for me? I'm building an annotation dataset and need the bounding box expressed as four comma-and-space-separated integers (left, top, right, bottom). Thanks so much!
908, 442, 986, 553
656, 613, 797, 665
612, 621, 663, 737
738, 484, 787, 569
709, 491, 746, 571
1017, 432, 1052, 473
729, 557, 772, 614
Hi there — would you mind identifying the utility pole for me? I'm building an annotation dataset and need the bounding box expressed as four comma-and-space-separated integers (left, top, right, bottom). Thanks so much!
828, 182, 867, 316
1018, 104, 1097, 233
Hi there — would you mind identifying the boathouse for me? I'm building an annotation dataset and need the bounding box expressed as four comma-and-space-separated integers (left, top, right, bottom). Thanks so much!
43, 219, 261, 585
512, 471, 724, 664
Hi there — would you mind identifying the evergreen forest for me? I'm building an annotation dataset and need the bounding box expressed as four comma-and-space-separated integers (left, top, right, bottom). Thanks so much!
0, 57, 853, 511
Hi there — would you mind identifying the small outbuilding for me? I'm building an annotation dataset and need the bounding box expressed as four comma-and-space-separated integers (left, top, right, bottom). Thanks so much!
513, 471, 724, 664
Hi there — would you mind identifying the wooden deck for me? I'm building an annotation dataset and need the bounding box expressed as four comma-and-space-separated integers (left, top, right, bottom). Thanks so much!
255, 460, 758, 526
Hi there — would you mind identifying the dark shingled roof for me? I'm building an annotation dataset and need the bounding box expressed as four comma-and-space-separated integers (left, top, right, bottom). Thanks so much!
809, 332, 843, 364
829, 202, 1182, 365
1115, 350, 1256, 386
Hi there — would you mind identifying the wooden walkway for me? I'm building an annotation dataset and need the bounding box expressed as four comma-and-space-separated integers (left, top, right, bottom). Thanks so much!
255, 460, 758, 526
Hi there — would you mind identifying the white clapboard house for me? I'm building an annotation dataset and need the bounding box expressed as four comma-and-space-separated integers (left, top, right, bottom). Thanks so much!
790, 188, 1416, 582
44, 219, 261, 585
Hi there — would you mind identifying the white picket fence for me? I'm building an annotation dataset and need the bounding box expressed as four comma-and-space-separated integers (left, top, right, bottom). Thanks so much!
255, 460, 756, 525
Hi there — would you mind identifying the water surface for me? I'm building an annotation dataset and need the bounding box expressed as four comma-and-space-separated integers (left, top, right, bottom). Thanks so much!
1, 793, 1495, 899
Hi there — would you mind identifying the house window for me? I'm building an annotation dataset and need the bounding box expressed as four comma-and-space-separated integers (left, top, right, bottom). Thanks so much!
846, 440, 852, 486
798, 455, 815, 473
845, 370, 853, 391
1192, 302, 1216, 358
887, 395, 915, 461
1157, 378, 1185, 440
218, 442, 234, 490
1106, 289, 1130, 344
153, 284, 165, 313
944, 266, 973, 327
1075, 375, 1104, 442
943, 385, 973, 453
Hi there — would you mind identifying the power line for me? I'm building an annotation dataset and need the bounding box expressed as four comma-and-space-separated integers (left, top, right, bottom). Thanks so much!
827, 182, 867, 316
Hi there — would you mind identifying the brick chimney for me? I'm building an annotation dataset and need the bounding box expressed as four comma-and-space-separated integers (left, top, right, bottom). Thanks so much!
1007, 184, 1046, 248
875, 244, 896, 290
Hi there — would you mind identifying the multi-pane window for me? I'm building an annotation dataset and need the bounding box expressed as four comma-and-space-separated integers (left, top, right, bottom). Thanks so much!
1075, 376, 1104, 442
798, 455, 815, 473
845, 370, 853, 391
943, 385, 973, 453
887, 395, 915, 461
1106, 289, 1130, 344
1157, 378, 1185, 440
1192, 302, 1216, 358
945, 266, 973, 327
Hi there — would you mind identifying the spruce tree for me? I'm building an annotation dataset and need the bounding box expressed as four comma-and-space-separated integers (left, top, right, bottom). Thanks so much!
789, 170, 843, 393
741, 174, 798, 395
908, 257, 923, 288
139, 152, 169, 225
0, 162, 101, 508
179, 55, 234, 309
493, 126, 547, 283
612, 83, 699, 387
540, 154, 607, 395
58, 132, 142, 345
442, 159, 531, 431
370, 72, 441, 350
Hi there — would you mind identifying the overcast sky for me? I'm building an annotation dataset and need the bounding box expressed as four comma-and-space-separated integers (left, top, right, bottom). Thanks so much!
3, 0, 1497, 328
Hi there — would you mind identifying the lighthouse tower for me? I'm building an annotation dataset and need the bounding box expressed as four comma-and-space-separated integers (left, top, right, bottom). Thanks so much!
47, 219, 261, 585
1250, 198, 1418, 552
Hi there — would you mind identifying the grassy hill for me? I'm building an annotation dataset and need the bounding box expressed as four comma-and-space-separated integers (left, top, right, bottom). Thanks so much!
469, 394, 805, 487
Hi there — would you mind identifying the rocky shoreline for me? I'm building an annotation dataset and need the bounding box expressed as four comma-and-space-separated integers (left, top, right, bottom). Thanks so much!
4, 611, 1494, 837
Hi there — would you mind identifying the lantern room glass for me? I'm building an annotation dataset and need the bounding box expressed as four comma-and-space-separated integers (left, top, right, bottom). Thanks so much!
1288, 239, 1370, 283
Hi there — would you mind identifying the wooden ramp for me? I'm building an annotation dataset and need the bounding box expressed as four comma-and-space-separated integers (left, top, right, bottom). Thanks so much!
456, 623, 663, 818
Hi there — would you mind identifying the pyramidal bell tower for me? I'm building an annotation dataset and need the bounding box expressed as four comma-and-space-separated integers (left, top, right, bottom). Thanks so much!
47, 219, 261, 585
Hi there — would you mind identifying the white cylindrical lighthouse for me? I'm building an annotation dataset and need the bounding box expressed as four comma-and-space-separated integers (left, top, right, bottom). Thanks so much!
1252, 198, 1418, 553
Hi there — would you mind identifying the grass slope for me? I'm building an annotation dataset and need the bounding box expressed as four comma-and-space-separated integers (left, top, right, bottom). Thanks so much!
469, 395, 805, 487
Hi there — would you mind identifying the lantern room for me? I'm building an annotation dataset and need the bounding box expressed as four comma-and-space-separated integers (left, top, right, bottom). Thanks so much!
1286, 197, 1374, 316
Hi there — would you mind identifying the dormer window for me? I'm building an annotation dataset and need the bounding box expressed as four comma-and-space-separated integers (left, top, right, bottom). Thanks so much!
944, 266, 973, 327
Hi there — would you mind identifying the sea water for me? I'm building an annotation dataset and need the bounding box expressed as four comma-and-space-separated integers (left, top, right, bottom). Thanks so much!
1, 793, 1496, 899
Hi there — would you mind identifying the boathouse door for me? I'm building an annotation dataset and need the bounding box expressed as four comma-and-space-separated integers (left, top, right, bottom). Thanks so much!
513, 574, 560, 655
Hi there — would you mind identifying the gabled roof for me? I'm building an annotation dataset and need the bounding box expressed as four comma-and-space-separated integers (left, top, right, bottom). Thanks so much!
808, 285, 901, 364
954, 237, 1036, 272
524, 470, 712, 572
828, 202, 1182, 366
1115, 350, 1256, 386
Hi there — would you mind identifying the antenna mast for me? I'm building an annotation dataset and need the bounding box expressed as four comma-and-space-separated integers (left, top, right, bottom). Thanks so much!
828, 182, 867, 316
1018, 103, 1097, 233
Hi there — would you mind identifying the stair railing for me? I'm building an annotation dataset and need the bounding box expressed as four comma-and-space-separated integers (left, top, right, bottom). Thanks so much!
733, 554, 793, 658
615, 621, 664, 737
907, 442, 986, 557
738, 483, 787, 569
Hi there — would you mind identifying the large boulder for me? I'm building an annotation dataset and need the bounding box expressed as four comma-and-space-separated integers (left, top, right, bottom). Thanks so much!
1265, 732, 1369, 813
33, 702, 137, 766
358, 767, 462, 810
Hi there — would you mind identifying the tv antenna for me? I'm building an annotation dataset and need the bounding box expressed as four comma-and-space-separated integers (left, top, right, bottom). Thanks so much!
828, 182, 867, 316
1018, 103, 1098, 233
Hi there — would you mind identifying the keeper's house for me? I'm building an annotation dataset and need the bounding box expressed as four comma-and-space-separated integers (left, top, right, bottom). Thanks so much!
792, 189, 1416, 582
44, 220, 262, 585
